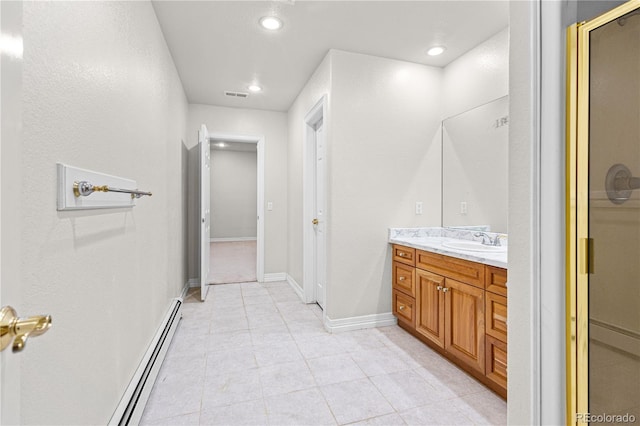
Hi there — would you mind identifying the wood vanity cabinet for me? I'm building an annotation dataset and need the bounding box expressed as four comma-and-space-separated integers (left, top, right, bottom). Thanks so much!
391, 244, 507, 399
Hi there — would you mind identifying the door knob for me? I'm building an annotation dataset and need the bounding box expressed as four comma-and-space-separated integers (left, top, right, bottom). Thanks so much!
0, 306, 52, 353
312, 218, 319, 225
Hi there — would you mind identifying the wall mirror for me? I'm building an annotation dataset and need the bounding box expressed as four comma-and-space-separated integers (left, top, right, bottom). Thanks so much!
441, 95, 509, 234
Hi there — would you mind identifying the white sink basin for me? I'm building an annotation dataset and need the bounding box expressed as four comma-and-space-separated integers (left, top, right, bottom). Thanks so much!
441, 241, 507, 253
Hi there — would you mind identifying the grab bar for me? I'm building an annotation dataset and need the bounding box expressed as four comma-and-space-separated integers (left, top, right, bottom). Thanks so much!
73, 181, 152, 199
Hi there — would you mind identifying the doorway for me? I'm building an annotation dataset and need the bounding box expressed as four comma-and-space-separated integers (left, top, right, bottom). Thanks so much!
303, 96, 327, 310
200, 131, 265, 289
209, 139, 258, 284
567, 1, 640, 423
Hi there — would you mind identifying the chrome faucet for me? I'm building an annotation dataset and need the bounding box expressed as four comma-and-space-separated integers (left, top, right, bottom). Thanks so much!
474, 232, 502, 246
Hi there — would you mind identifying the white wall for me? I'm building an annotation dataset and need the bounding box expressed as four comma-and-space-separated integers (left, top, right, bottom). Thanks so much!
326, 50, 442, 320
442, 28, 509, 119
187, 104, 288, 276
13, 2, 188, 424
210, 148, 257, 239
287, 53, 332, 287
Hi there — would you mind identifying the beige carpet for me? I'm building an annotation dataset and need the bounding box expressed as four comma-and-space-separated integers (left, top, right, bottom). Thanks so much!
207, 240, 256, 284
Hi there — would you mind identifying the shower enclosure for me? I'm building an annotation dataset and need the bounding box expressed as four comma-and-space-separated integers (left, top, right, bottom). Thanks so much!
568, 1, 640, 424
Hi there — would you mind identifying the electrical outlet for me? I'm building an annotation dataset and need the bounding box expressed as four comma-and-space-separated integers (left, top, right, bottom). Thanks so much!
267, 202, 273, 211
460, 201, 467, 215
415, 201, 423, 215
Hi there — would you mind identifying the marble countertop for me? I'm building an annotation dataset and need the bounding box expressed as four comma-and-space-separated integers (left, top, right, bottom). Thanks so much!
388, 227, 507, 269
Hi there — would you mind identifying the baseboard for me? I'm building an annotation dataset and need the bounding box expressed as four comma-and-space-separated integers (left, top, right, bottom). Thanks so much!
324, 312, 397, 334
263, 272, 287, 282
181, 281, 192, 298
109, 298, 183, 425
210, 237, 257, 242
188, 278, 199, 288
590, 319, 640, 357
286, 274, 305, 301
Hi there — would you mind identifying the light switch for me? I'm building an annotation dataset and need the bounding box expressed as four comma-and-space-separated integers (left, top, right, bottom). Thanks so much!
460, 201, 467, 215
415, 201, 423, 215
267, 202, 273, 211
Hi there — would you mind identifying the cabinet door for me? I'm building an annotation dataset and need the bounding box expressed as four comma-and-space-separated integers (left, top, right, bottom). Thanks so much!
416, 269, 445, 348
485, 292, 507, 342
485, 335, 508, 390
444, 279, 485, 373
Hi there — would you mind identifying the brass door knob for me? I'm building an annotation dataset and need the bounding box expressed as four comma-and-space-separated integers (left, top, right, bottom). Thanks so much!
0, 306, 52, 353
312, 218, 319, 225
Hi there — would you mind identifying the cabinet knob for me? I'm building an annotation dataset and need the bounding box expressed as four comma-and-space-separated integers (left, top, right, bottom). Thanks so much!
442, 287, 449, 293
398, 305, 406, 311
399, 276, 405, 281
398, 252, 406, 257
436, 285, 443, 291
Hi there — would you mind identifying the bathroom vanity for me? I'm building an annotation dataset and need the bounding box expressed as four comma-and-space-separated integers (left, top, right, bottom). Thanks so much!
389, 228, 507, 399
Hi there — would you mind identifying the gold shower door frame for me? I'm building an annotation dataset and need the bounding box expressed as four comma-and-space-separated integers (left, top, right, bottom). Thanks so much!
567, 1, 640, 424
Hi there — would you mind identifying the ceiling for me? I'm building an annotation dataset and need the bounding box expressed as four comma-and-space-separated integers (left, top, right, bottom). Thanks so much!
152, 1, 509, 112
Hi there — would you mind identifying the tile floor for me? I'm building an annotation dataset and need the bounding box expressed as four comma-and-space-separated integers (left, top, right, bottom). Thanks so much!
140, 281, 507, 425
589, 340, 640, 420
208, 241, 256, 284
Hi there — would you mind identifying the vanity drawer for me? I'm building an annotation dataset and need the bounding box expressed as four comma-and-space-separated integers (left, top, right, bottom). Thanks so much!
393, 290, 415, 327
393, 261, 415, 297
393, 245, 415, 266
416, 249, 485, 289
486, 266, 507, 296
486, 292, 507, 342
486, 335, 507, 390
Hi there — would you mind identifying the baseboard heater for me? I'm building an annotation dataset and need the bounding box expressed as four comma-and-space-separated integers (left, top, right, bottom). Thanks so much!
109, 298, 183, 426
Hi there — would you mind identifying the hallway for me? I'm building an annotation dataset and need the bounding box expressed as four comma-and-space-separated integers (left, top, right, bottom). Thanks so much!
140, 282, 507, 425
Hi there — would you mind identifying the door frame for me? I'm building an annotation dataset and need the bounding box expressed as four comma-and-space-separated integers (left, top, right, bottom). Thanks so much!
303, 95, 328, 305
202, 132, 265, 282
566, 1, 640, 423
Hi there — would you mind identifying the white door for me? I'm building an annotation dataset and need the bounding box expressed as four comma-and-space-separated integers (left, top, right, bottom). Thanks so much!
199, 125, 211, 302
313, 121, 326, 309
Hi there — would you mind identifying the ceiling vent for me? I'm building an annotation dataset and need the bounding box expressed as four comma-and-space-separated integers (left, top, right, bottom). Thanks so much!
224, 91, 249, 98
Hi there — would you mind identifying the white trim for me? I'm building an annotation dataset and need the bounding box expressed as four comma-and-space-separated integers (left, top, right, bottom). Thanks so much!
286, 274, 305, 301
303, 95, 328, 304
188, 278, 199, 289
210, 237, 257, 242
109, 298, 182, 425
324, 312, 397, 334
205, 132, 265, 283
263, 273, 287, 282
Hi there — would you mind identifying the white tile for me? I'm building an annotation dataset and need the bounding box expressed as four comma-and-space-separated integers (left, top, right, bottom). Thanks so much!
253, 340, 304, 367
247, 312, 286, 329
369, 370, 443, 411
139, 412, 200, 426
259, 360, 316, 397
265, 388, 336, 426
350, 347, 412, 377
206, 329, 253, 353
141, 377, 204, 422
202, 368, 262, 409
288, 320, 329, 341
334, 330, 387, 353
320, 378, 394, 425
249, 324, 293, 347
296, 334, 345, 359
268, 288, 301, 303
154, 353, 206, 387
199, 398, 269, 426
165, 332, 207, 359
349, 413, 407, 426
399, 402, 475, 426
210, 316, 249, 333
280, 306, 321, 323
205, 347, 258, 376
243, 294, 273, 306
307, 354, 367, 386
245, 303, 279, 316
451, 390, 507, 425
414, 363, 487, 399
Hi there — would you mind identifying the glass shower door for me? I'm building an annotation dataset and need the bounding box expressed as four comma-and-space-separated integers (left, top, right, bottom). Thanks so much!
569, 2, 640, 424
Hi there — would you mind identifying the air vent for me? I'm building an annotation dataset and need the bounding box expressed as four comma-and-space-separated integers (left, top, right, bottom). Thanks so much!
224, 91, 249, 98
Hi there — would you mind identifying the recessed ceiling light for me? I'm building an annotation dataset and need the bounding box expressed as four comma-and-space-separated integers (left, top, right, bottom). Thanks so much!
248, 84, 262, 92
259, 16, 283, 31
216, 142, 226, 148
427, 46, 446, 56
